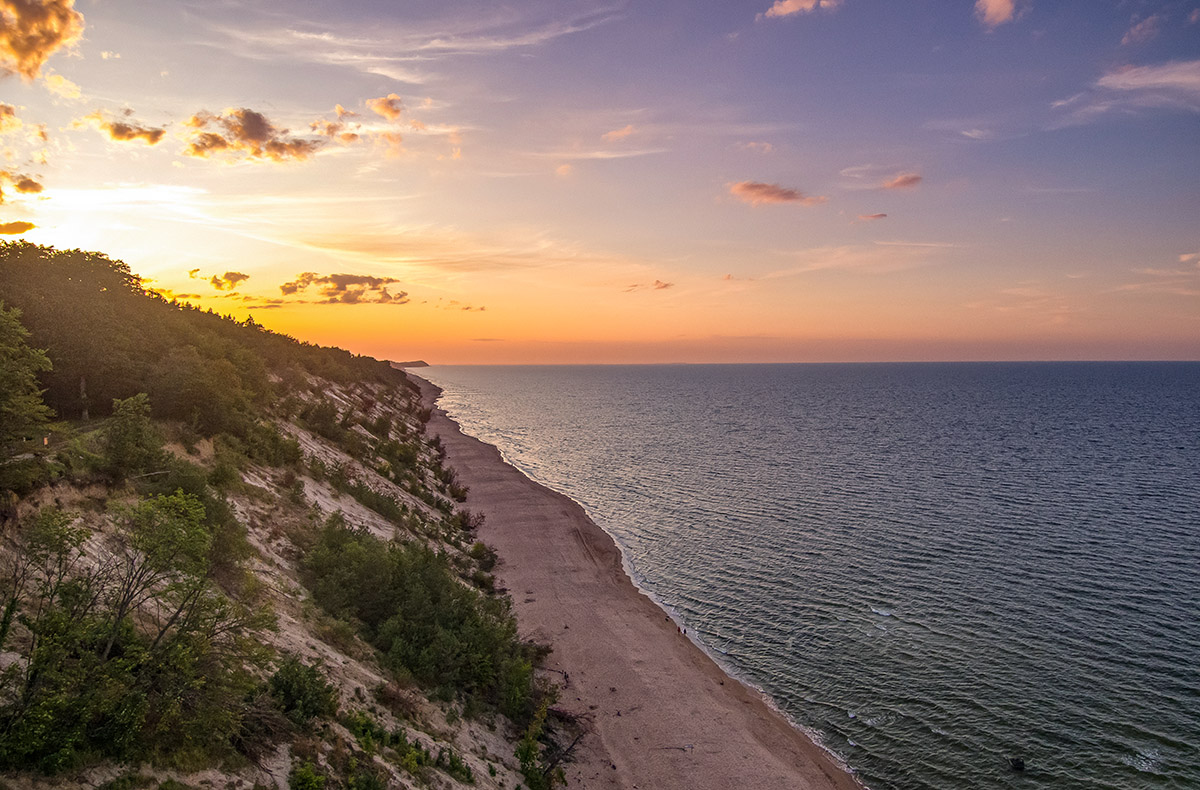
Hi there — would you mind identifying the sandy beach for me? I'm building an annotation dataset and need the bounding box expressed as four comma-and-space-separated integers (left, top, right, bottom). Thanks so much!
416, 376, 862, 790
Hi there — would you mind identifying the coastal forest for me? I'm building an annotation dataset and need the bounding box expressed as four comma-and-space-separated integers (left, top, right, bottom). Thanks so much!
0, 241, 570, 790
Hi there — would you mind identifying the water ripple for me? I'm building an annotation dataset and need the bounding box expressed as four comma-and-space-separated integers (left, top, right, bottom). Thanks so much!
424, 363, 1200, 790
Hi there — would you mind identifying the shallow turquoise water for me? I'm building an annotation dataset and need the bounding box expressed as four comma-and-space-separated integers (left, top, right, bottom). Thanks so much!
420, 363, 1200, 790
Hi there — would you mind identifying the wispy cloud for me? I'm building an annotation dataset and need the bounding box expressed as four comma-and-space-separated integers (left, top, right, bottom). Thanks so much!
527, 148, 667, 161
625, 279, 674, 292
840, 164, 925, 190
1052, 59, 1200, 125
43, 73, 81, 100
203, 6, 621, 82
881, 172, 922, 189
1122, 14, 1164, 46
729, 180, 827, 206
758, 0, 841, 22
602, 124, 635, 141
0, 0, 84, 80
858, 213, 887, 221
763, 242, 950, 277
1115, 251, 1200, 297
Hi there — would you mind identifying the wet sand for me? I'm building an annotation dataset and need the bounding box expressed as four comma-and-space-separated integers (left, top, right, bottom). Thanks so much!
417, 376, 863, 790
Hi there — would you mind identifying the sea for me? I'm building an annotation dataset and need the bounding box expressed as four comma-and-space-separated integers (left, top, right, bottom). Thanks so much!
418, 362, 1200, 790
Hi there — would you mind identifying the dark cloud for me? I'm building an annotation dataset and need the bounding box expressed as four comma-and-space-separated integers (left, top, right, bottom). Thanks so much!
0, 220, 35, 234
184, 108, 323, 162
279, 272, 410, 305
76, 111, 165, 144
729, 180, 827, 206
881, 172, 922, 189
0, 0, 84, 80
103, 119, 165, 144
210, 271, 249, 291
0, 171, 43, 202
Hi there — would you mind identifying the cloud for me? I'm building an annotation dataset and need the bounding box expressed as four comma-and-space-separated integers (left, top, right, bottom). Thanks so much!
184, 108, 324, 162
858, 213, 887, 221
758, 0, 840, 21
42, 72, 80, 99
78, 110, 166, 145
625, 279, 674, 292
366, 93, 404, 121
881, 172, 922, 189
310, 119, 360, 143
0, 102, 18, 134
529, 147, 667, 161
210, 271, 249, 291
729, 180, 827, 206
279, 272, 410, 304
0, 0, 84, 80
765, 241, 952, 277
1116, 255, 1200, 297
100, 50, 119, 59
1054, 60, 1200, 124
555, 163, 572, 176
1122, 14, 1164, 46
1, 170, 42, 194
738, 141, 775, 153
1191, 9, 1200, 24
1096, 60, 1200, 97
0, 171, 43, 204
975, 0, 1018, 29
602, 124, 635, 141
0, 220, 35, 234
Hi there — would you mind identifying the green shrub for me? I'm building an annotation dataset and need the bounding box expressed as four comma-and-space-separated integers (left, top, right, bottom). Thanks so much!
288, 762, 326, 790
102, 393, 164, 479
269, 656, 338, 726
301, 524, 546, 725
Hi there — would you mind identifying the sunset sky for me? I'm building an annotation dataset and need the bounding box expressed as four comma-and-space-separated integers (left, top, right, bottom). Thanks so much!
2, 0, 1197, 363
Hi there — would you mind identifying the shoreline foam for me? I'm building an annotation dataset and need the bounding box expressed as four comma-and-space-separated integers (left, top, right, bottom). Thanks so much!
415, 374, 864, 790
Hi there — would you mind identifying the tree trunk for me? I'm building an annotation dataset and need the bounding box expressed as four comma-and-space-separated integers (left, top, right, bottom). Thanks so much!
79, 374, 89, 421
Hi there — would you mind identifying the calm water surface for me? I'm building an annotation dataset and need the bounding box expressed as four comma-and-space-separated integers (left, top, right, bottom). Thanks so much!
419, 363, 1200, 790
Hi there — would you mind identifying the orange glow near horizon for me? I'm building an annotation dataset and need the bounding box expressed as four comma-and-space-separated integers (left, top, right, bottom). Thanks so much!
1, 1, 1195, 364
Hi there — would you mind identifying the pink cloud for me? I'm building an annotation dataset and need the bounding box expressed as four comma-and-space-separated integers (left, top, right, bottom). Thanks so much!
881, 172, 922, 189
975, 0, 1017, 29
759, 0, 840, 21
602, 124, 635, 141
729, 180, 827, 206
1122, 15, 1163, 46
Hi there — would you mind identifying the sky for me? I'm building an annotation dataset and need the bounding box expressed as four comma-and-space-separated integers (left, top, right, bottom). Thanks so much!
1, 0, 1198, 363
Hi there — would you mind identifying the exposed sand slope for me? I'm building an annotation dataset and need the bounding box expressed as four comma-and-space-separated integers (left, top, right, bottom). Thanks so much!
417, 376, 863, 790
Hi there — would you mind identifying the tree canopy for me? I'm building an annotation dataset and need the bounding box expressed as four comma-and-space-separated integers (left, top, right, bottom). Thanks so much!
0, 300, 53, 449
